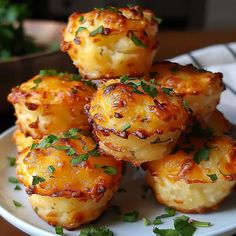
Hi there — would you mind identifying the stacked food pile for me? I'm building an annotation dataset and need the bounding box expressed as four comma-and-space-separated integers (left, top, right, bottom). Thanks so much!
8, 5, 236, 232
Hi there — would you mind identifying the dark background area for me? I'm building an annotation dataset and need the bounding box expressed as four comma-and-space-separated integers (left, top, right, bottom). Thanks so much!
11, 0, 236, 30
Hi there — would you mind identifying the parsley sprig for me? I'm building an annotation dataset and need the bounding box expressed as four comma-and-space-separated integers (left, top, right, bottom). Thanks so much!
193, 147, 213, 164
153, 215, 212, 236
123, 210, 139, 222
130, 32, 147, 48
7, 156, 16, 167
94, 164, 117, 176
120, 76, 158, 98
80, 226, 114, 236
70, 144, 100, 166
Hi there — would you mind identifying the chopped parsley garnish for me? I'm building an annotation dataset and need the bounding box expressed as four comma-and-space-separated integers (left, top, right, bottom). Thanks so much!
141, 80, 157, 98
7, 156, 16, 167
90, 25, 104, 36
75, 26, 87, 36
48, 165, 56, 173
94, 164, 117, 176
30, 143, 38, 150
153, 218, 163, 225
39, 69, 58, 77
191, 220, 212, 227
153, 207, 176, 225
94, 6, 122, 14
55, 226, 64, 235
193, 147, 212, 164
170, 65, 179, 73
207, 174, 217, 182
121, 123, 131, 132
123, 210, 139, 222
79, 15, 84, 22
143, 217, 152, 226
151, 137, 172, 144
162, 87, 174, 96
153, 215, 211, 236
14, 185, 22, 190
120, 76, 159, 98
32, 175, 46, 186
8, 177, 19, 184
130, 32, 147, 48
66, 147, 76, 156
70, 144, 100, 166
120, 75, 130, 83
13, 200, 22, 208
70, 154, 88, 166
152, 16, 162, 24
79, 226, 114, 236
63, 128, 81, 139
106, 6, 122, 14
31, 78, 42, 89
182, 100, 192, 112
88, 144, 100, 157
36, 134, 58, 149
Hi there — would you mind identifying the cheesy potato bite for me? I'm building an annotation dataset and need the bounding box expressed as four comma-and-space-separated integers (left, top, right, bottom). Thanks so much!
151, 61, 224, 122
16, 129, 121, 229
13, 129, 35, 152
205, 109, 231, 135
146, 135, 236, 213
8, 70, 96, 140
85, 77, 190, 165
61, 6, 159, 79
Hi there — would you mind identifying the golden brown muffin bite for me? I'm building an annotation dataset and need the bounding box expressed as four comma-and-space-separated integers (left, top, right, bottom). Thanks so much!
16, 128, 121, 229
13, 128, 36, 152
146, 135, 236, 213
61, 6, 160, 79
8, 69, 96, 140
205, 109, 231, 135
85, 76, 191, 165
151, 61, 224, 123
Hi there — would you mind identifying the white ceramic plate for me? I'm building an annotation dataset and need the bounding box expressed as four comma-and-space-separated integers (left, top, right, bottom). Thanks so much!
1, 68, 236, 236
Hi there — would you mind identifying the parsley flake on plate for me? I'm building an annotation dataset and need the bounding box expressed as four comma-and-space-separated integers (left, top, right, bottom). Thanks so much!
13, 200, 22, 208
14, 185, 22, 190
7, 156, 16, 167
55, 226, 64, 235
123, 210, 139, 222
8, 176, 19, 184
80, 226, 114, 236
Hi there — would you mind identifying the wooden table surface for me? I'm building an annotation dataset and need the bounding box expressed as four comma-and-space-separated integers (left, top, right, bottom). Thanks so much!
1, 30, 236, 236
